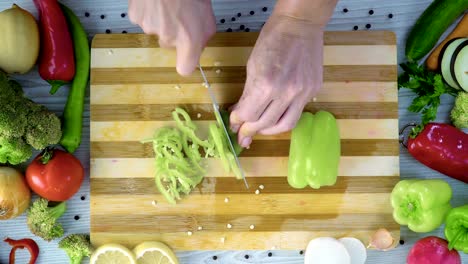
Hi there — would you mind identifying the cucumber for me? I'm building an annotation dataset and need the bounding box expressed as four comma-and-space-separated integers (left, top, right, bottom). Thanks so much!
405, 0, 468, 61
441, 38, 467, 89
454, 44, 468, 92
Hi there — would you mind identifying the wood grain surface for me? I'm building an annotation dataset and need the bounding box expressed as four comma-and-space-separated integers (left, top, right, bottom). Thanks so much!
2, 1, 467, 264
89, 32, 400, 251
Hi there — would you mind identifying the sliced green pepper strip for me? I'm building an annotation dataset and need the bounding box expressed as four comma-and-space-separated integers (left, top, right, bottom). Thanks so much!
181, 134, 204, 173
391, 179, 452, 233
227, 152, 242, 179
172, 108, 211, 149
145, 122, 207, 204
154, 172, 176, 204
209, 123, 230, 172
445, 204, 468, 253
145, 107, 245, 204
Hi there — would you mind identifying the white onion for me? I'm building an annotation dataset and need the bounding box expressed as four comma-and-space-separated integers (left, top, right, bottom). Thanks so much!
339, 237, 367, 264
0, 167, 31, 220
304, 237, 351, 264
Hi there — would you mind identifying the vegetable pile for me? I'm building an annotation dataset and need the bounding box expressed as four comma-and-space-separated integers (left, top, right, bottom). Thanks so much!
0, 2, 91, 263
0, 71, 62, 165
395, 3, 468, 258
398, 62, 458, 126
405, 0, 468, 62
390, 178, 468, 261
143, 108, 243, 204
399, 0, 468, 127
398, 0, 468, 184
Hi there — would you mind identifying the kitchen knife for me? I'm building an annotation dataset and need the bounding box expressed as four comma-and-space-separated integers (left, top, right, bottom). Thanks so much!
198, 64, 249, 189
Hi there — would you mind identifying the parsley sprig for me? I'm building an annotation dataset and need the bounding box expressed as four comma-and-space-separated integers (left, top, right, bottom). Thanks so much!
398, 61, 459, 127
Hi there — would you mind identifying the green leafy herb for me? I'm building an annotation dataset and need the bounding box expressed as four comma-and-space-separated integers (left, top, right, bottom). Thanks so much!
398, 61, 459, 128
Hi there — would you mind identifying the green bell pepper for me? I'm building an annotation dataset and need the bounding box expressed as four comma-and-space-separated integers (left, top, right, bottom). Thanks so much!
391, 179, 452, 233
445, 204, 468, 253
288, 111, 340, 189
220, 109, 243, 156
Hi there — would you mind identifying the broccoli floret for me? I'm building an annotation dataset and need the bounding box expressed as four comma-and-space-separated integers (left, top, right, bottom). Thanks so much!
7, 79, 24, 96
0, 136, 32, 164
25, 107, 62, 150
27, 198, 67, 241
451, 92, 468, 129
0, 100, 27, 138
0, 71, 62, 165
59, 234, 93, 264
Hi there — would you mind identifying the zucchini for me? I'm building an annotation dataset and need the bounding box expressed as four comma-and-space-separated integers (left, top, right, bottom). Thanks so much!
454, 44, 468, 92
441, 38, 467, 89
405, 0, 468, 61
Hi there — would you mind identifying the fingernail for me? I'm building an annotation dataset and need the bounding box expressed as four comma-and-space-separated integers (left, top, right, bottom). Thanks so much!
231, 124, 240, 133
241, 137, 252, 148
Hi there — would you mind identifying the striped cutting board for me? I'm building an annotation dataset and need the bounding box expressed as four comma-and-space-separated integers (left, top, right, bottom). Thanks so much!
90, 32, 400, 250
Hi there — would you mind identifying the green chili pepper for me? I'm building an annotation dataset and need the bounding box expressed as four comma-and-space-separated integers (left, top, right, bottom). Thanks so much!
390, 179, 452, 233
288, 111, 341, 189
59, 3, 90, 153
445, 204, 468, 253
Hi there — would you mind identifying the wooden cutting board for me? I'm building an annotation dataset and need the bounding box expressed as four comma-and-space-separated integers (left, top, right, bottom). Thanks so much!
89, 32, 400, 250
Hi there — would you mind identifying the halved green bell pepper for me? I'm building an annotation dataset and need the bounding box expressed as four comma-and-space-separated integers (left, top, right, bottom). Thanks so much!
220, 109, 243, 156
391, 179, 452, 233
288, 111, 341, 189
445, 204, 468, 253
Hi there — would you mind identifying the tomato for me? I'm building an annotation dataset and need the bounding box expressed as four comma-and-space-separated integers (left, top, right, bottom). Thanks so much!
26, 149, 84, 201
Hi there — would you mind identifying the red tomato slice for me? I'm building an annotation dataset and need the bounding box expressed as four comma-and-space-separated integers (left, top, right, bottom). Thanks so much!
26, 149, 84, 201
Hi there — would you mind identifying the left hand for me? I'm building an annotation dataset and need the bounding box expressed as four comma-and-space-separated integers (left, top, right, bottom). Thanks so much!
229, 15, 325, 148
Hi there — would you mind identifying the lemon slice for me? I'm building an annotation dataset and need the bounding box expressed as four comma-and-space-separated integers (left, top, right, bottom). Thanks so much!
134, 241, 179, 264
90, 243, 137, 264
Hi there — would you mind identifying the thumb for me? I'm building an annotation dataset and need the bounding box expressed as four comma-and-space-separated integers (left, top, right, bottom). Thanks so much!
176, 42, 203, 76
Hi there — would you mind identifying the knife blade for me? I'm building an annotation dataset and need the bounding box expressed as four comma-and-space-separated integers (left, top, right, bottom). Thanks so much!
198, 65, 249, 189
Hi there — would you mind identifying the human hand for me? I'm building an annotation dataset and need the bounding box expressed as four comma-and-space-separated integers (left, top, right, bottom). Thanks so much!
230, 15, 325, 148
128, 0, 216, 76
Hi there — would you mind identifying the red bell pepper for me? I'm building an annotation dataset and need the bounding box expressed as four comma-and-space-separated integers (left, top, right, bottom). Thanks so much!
402, 123, 468, 183
34, 0, 75, 95
4, 237, 40, 264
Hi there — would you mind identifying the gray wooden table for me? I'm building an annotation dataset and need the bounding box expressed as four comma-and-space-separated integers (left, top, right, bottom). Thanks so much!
1, 0, 466, 263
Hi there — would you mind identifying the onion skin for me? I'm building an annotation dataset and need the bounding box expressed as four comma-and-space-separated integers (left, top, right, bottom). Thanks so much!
0, 167, 31, 220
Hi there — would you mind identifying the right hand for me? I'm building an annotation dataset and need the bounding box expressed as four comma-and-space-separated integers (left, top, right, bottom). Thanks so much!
128, 0, 216, 76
